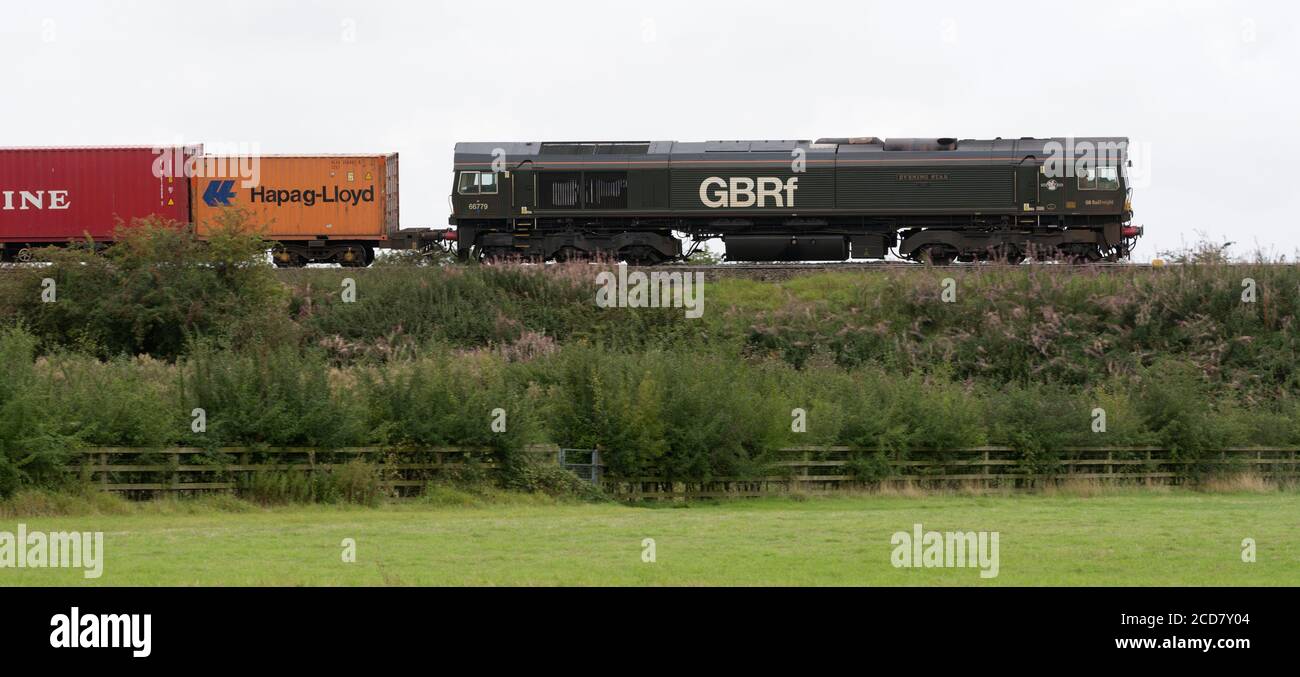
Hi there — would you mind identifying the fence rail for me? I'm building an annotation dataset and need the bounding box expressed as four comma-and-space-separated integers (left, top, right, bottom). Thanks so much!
608, 447, 1300, 499
72, 446, 559, 496
66, 445, 1300, 498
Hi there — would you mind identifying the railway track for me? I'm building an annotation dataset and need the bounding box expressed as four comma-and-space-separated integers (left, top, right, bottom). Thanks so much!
641, 261, 1155, 272
1, 260, 1285, 277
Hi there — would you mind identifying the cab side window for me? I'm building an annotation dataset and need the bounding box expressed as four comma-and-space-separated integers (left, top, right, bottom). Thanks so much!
1078, 166, 1120, 191
1096, 166, 1119, 190
457, 171, 499, 195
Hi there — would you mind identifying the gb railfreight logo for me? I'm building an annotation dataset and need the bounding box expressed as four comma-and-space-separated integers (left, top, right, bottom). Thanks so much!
699, 176, 798, 208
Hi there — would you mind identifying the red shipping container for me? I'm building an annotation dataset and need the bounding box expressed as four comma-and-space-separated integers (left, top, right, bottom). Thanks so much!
0, 146, 198, 254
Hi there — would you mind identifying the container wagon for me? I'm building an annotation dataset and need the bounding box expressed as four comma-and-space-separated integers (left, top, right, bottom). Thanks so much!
191, 154, 400, 267
0, 146, 198, 261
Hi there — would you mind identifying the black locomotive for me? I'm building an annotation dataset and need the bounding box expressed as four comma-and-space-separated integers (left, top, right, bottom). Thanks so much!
449, 136, 1139, 264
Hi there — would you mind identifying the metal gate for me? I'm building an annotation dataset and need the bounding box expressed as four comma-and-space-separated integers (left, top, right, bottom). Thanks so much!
558, 449, 603, 484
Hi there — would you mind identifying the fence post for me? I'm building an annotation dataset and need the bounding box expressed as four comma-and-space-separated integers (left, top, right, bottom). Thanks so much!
170, 452, 180, 492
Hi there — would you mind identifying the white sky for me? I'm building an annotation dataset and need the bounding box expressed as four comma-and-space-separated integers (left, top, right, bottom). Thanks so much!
3, 0, 1297, 260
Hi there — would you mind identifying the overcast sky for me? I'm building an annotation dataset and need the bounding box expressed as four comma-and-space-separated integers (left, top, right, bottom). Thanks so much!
3, 0, 1297, 260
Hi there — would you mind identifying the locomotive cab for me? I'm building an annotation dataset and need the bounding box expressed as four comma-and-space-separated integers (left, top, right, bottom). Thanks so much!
452, 169, 508, 219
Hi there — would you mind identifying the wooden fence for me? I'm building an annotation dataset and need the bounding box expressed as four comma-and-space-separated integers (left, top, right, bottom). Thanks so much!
607, 447, 1300, 500
73, 446, 558, 496
70, 445, 1300, 499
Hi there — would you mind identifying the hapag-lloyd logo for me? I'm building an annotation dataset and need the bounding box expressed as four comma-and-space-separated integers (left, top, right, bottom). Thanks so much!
699, 177, 799, 208
248, 185, 375, 207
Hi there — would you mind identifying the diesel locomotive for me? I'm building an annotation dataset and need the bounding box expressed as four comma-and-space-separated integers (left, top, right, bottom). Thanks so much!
449, 136, 1140, 264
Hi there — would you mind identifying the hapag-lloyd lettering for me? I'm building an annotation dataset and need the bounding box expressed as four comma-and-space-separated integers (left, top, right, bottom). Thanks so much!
249, 185, 375, 207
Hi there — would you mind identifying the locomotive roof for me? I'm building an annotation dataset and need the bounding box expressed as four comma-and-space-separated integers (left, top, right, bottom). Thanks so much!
453, 137, 1129, 167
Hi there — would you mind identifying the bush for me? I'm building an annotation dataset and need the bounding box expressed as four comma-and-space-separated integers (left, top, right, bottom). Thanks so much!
357, 350, 538, 456
287, 263, 701, 359
180, 342, 366, 449
41, 353, 182, 448
536, 347, 788, 481
0, 327, 79, 497
501, 458, 607, 501
0, 486, 132, 517
239, 470, 330, 505
1135, 359, 1247, 475
332, 459, 384, 506
9, 215, 287, 359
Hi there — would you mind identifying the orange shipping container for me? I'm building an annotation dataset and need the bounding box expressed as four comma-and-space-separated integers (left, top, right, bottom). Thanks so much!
191, 154, 399, 242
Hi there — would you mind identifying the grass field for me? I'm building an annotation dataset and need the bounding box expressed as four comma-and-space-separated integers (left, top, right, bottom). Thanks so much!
2, 490, 1297, 586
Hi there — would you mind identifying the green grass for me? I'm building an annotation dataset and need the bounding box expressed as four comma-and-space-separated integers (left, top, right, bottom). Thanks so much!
1, 491, 1296, 586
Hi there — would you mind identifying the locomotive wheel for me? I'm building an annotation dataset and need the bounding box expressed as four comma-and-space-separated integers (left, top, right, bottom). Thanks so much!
552, 246, 588, 263
1067, 249, 1103, 265
918, 245, 957, 266
479, 247, 512, 263
482, 247, 540, 264
619, 246, 666, 266
1028, 244, 1059, 262
992, 245, 1025, 265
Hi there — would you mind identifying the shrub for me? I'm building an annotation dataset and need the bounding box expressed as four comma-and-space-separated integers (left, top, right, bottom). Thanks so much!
239, 470, 329, 505
11, 215, 286, 359
1135, 359, 1248, 475
536, 347, 788, 481
332, 459, 384, 506
357, 350, 537, 456
180, 343, 366, 449
500, 458, 607, 501
0, 327, 78, 497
